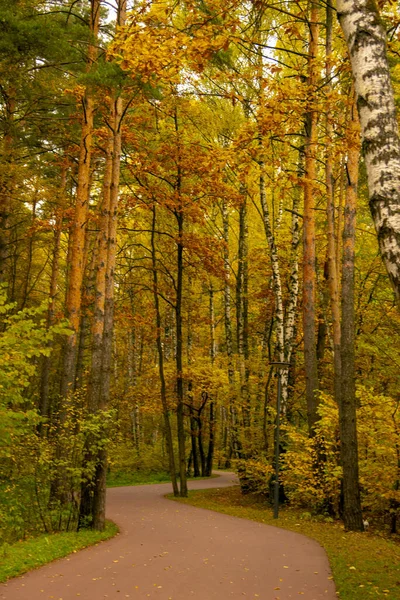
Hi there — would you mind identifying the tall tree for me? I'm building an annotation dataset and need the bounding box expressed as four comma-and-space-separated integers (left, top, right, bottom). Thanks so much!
338, 0, 400, 303
151, 203, 179, 495
340, 96, 364, 531
302, 2, 320, 433
61, 0, 101, 399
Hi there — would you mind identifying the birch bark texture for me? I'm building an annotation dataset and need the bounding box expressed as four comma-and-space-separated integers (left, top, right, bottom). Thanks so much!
338, 0, 400, 302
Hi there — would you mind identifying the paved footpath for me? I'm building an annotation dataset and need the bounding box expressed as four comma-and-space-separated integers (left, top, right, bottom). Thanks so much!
0, 472, 336, 600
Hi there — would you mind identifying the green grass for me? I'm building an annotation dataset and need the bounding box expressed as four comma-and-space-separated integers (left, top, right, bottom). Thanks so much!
106, 470, 172, 487
106, 470, 217, 488
170, 486, 400, 600
0, 520, 119, 583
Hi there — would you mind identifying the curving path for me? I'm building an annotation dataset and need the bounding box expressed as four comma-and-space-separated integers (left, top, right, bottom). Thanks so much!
0, 472, 336, 599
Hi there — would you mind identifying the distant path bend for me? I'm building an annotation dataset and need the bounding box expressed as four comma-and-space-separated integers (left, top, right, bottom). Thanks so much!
0, 472, 336, 599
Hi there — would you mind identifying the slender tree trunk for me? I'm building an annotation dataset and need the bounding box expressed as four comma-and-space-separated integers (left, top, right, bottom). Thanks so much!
151, 205, 178, 495
282, 172, 301, 407
340, 98, 364, 531
222, 200, 240, 459
236, 195, 250, 430
205, 400, 214, 477
0, 90, 15, 290
20, 194, 37, 310
338, 0, 400, 302
336, 162, 345, 282
175, 207, 187, 495
197, 412, 206, 476
303, 3, 320, 433
325, 1, 341, 403
188, 384, 200, 477
173, 105, 187, 497
75, 231, 96, 391
205, 284, 216, 476
39, 165, 67, 425
259, 166, 284, 364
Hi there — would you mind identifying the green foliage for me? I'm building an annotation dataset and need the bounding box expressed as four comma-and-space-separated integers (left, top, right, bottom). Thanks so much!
0, 520, 118, 583
0, 294, 88, 543
0, 294, 71, 407
0, 400, 118, 543
0, 293, 72, 493
108, 436, 172, 477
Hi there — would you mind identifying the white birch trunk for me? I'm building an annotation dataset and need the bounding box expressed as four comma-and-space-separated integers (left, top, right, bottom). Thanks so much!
338, 0, 400, 302
259, 165, 285, 363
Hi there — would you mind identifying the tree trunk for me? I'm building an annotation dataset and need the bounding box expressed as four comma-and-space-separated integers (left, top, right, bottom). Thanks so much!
188, 387, 200, 477
39, 164, 67, 426
174, 106, 188, 498
78, 128, 114, 531
303, 3, 320, 433
60, 0, 100, 400
222, 200, 241, 460
338, 0, 400, 303
0, 89, 15, 290
205, 399, 215, 477
340, 97, 364, 531
325, 3, 342, 404
151, 205, 179, 496
205, 284, 216, 476
236, 194, 250, 431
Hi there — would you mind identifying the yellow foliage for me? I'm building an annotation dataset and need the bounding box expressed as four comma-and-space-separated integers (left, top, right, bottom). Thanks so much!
281, 389, 400, 521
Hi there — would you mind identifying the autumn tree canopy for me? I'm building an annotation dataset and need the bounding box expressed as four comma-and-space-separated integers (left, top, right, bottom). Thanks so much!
0, 0, 399, 538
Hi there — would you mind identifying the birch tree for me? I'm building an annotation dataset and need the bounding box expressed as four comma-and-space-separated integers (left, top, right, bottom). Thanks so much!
338, 0, 400, 303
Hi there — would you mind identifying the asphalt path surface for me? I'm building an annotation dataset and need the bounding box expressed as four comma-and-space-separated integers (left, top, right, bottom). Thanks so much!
0, 472, 336, 599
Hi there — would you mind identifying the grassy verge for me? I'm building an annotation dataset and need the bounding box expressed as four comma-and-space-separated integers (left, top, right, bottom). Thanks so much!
106, 471, 217, 488
170, 486, 400, 600
0, 520, 119, 583
107, 470, 172, 487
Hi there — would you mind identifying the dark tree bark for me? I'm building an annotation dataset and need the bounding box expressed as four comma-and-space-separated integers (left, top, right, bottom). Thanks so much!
222, 200, 241, 459
303, 3, 320, 433
236, 195, 250, 430
205, 284, 216, 477
325, 1, 341, 405
151, 205, 179, 496
174, 107, 188, 497
0, 89, 15, 290
340, 99, 364, 532
39, 164, 67, 427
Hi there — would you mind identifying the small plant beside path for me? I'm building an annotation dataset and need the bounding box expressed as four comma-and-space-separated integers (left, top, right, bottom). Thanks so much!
170, 486, 400, 600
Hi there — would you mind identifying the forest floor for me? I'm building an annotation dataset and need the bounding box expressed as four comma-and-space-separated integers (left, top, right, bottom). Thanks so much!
0, 471, 336, 599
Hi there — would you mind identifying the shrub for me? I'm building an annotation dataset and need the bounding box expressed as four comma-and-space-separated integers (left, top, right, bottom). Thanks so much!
235, 458, 273, 497
280, 389, 400, 527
